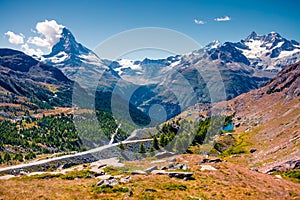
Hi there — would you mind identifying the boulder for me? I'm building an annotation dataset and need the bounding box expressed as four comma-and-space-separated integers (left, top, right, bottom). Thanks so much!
168, 172, 193, 179
200, 158, 222, 164
96, 175, 114, 180
249, 148, 257, 153
61, 162, 75, 169
200, 158, 210, 163
182, 164, 189, 171
120, 176, 131, 183
151, 170, 193, 179
94, 171, 105, 177
86, 175, 94, 179
19, 169, 29, 175
250, 168, 259, 172
200, 165, 217, 171
168, 164, 174, 169
209, 158, 222, 163
145, 166, 158, 173
131, 170, 147, 175
98, 164, 108, 168
145, 188, 157, 192
109, 178, 119, 186
151, 170, 166, 175
96, 179, 109, 186
275, 175, 282, 179
172, 163, 183, 170
183, 176, 194, 181
96, 178, 119, 187
120, 178, 129, 183
169, 158, 177, 162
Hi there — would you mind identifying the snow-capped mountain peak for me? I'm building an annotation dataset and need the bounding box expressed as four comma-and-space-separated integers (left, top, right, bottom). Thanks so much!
45, 28, 90, 58
42, 27, 119, 87
244, 31, 260, 42
231, 31, 300, 70
43, 27, 103, 67
205, 40, 222, 50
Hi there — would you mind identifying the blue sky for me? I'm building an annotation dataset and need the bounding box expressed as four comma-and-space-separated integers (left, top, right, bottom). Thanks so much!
1, 0, 300, 59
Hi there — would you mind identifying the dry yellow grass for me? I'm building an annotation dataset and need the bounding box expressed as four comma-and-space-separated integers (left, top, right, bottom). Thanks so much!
0, 154, 299, 200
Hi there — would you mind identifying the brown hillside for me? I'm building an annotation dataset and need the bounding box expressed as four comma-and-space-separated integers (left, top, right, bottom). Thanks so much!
213, 61, 300, 172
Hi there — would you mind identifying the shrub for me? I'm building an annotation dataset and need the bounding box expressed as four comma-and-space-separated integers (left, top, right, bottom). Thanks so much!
26, 173, 60, 180
164, 184, 187, 191
118, 142, 125, 150
25, 152, 36, 160
59, 170, 95, 180
280, 170, 300, 183
92, 185, 129, 193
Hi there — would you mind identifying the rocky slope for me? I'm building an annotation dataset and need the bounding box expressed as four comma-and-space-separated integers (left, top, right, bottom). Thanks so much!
209, 61, 299, 172
0, 48, 74, 118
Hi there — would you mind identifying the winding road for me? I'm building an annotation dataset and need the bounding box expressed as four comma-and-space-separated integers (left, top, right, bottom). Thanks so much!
109, 124, 121, 145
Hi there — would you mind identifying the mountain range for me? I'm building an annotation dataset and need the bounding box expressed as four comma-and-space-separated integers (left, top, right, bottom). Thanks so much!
38, 28, 299, 120
1, 28, 300, 122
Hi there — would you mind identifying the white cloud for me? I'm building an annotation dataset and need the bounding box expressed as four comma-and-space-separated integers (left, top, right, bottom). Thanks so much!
194, 19, 206, 25
27, 19, 64, 49
214, 16, 231, 22
5, 31, 25, 45
28, 36, 50, 47
21, 43, 44, 57
4, 19, 65, 57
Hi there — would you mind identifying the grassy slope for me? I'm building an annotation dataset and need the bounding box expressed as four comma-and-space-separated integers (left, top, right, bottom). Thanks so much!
218, 91, 300, 171
0, 155, 299, 200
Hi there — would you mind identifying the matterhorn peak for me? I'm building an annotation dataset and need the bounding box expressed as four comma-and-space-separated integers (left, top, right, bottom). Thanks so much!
44, 27, 91, 59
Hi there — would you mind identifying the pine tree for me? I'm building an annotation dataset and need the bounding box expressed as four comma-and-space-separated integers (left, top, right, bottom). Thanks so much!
152, 136, 159, 150
14, 153, 23, 162
138, 143, 146, 153
159, 134, 166, 147
4, 153, 11, 162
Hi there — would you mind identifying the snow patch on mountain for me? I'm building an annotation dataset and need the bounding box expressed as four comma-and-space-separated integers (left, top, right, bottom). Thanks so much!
278, 48, 300, 59
116, 59, 142, 73
47, 51, 69, 63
